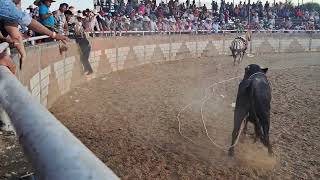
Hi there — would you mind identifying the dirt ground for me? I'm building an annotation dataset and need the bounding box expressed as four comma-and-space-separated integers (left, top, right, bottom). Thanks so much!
1, 52, 320, 179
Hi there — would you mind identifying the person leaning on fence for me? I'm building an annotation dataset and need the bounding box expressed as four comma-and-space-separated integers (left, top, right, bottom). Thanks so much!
0, 0, 68, 73
39, 0, 55, 41
54, 3, 68, 35
70, 12, 93, 75
0, 0, 27, 68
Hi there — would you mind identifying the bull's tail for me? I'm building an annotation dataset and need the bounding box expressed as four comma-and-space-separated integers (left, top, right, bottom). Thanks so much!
229, 118, 247, 148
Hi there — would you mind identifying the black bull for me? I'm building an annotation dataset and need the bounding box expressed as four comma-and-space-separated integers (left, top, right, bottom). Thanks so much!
229, 64, 273, 156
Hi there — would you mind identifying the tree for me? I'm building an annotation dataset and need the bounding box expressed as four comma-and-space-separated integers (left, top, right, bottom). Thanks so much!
300, 2, 320, 13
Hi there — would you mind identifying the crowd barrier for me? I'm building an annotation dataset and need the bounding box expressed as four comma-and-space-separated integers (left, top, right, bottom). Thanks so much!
1, 31, 320, 179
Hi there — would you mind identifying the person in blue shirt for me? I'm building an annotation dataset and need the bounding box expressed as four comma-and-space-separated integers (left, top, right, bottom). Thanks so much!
39, 0, 56, 30
0, 0, 67, 43
0, 0, 68, 74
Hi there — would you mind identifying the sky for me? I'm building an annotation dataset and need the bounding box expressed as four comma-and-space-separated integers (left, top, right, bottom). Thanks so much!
22, 0, 94, 11
21, 0, 317, 11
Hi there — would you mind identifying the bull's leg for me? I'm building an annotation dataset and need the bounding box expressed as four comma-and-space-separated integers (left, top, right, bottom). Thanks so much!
243, 117, 249, 135
229, 104, 250, 156
253, 121, 261, 143
256, 110, 273, 155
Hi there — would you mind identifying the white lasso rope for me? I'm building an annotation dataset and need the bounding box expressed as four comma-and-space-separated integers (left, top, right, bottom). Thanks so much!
177, 76, 241, 152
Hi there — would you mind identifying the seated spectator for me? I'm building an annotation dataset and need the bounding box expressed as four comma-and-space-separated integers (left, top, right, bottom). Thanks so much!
169, 17, 177, 31
123, 17, 130, 31
150, 17, 158, 31
284, 17, 292, 30
212, 20, 220, 33
143, 16, 151, 31
204, 18, 212, 31
268, 15, 275, 29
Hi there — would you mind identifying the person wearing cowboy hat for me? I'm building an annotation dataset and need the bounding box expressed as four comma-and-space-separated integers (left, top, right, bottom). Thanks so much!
204, 18, 212, 31
39, 0, 56, 33
27, 5, 37, 19
27, 5, 34, 11
33, 0, 41, 6
69, 11, 93, 75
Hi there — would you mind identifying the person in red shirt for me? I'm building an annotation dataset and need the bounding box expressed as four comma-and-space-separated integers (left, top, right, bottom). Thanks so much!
296, 8, 303, 19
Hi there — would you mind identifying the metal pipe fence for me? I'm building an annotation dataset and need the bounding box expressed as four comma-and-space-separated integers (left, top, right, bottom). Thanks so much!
0, 42, 119, 180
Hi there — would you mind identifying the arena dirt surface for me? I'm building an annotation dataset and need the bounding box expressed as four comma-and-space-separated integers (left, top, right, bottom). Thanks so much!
1, 52, 320, 179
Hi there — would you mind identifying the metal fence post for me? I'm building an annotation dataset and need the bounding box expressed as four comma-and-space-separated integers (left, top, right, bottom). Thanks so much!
309, 32, 312, 51
0, 66, 119, 180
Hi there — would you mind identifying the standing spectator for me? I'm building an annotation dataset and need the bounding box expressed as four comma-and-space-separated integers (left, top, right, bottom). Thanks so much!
224, 10, 229, 23
39, 0, 55, 32
265, 1, 269, 11
31, 0, 42, 20
234, 5, 240, 17
27, 5, 36, 19
64, 10, 74, 33
0, 0, 68, 43
54, 3, 68, 34
252, 12, 259, 28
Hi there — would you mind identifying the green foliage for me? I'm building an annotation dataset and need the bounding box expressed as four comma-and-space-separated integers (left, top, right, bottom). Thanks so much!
300, 2, 320, 13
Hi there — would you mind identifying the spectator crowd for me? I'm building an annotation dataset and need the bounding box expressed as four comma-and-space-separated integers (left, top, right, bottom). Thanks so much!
22, 0, 320, 37
0, 0, 319, 75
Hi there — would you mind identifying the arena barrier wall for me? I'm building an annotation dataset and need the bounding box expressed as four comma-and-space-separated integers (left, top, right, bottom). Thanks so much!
15, 33, 320, 110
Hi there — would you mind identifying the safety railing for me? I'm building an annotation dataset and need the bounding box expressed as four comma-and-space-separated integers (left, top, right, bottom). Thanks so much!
20, 29, 320, 45
0, 42, 119, 179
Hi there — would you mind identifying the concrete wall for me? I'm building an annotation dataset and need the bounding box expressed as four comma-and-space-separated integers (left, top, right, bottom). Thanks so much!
16, 33, 320, 109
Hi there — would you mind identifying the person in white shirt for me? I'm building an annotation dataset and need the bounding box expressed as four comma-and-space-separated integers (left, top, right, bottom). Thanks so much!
150, 18, 158, 32
90, 9, 100, 32
212, 21, 220, 33
204, 18, 212, 31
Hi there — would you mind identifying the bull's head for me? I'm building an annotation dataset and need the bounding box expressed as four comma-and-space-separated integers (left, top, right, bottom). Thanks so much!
239, 64, 268, 94
244, 64, 268, 80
